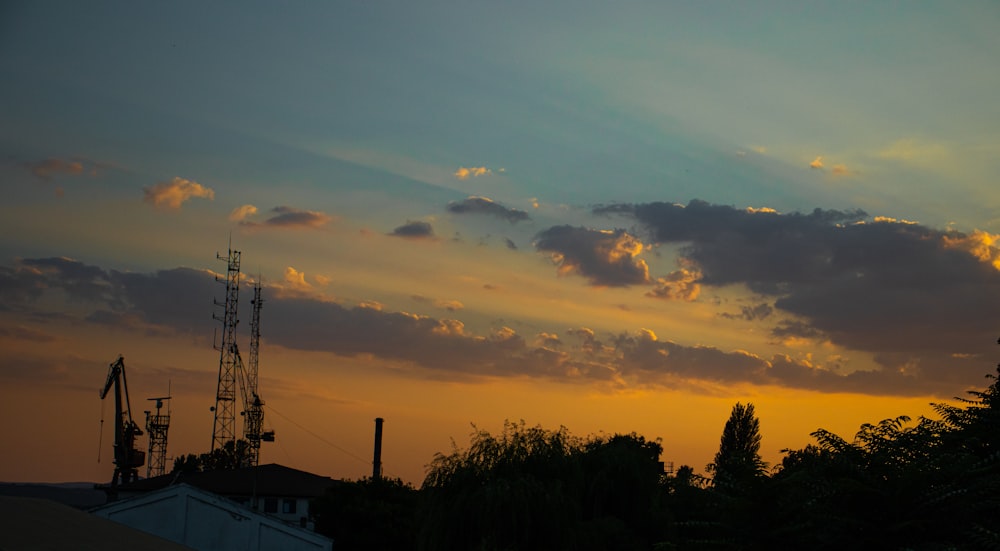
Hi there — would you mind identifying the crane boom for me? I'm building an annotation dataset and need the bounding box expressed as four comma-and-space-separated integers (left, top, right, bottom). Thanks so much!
99, 356, 145, 486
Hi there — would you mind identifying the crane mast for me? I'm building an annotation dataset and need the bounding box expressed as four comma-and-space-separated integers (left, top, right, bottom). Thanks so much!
242, 281, 273, 466
99, 356, 145, 487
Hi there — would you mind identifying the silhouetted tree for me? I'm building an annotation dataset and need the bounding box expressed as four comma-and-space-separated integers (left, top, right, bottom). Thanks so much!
171, 453, 202, 474
419, 420, 671, 550
312, 476, 418, 550
707, 402, 767, 491
770, 365, 1000, 549
419, 420, 584, 550
578, 433, 671, 549
170, 439, 255, 474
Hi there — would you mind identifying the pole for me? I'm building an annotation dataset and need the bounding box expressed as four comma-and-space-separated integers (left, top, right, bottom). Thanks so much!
372, 417, 384, 481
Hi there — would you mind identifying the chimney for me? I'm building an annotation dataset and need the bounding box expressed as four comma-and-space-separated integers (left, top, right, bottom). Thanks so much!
372, 417, 384, 480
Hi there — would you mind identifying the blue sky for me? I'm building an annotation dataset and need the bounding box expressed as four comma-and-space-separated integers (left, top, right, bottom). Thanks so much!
1, 1, 999, 484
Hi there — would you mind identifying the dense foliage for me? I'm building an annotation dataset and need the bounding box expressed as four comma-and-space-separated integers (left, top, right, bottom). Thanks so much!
311, 476, 418, 550
307, 363, 1000, 550
171, 439, 256, 473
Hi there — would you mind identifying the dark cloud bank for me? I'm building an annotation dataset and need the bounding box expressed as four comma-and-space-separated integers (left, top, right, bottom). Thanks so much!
4, 196, 999, 398
390, 220, 435, 239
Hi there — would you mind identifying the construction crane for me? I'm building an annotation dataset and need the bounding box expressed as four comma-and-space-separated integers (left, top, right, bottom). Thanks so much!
99, 356, 145, 487
243, 281, 274, 466
144, 393, 171, 478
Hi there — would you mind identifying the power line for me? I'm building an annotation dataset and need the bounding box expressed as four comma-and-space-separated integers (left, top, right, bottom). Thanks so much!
267, 405, 369, 466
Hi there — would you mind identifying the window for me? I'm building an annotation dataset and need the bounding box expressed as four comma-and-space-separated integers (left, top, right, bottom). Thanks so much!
263, 498, 278, 513
283, 499, 297, 514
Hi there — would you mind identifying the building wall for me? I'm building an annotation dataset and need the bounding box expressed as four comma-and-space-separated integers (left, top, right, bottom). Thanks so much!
93, 485, 331, 551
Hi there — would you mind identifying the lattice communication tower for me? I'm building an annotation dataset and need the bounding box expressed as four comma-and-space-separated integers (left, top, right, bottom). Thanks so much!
211, 247, 241, 451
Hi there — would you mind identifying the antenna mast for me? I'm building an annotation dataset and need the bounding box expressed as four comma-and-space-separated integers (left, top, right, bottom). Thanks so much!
144, 394, 171, 478
211, 246, 241, 451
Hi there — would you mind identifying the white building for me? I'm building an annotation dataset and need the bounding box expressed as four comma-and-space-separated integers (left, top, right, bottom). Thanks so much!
92, 483, 332, 551
114, 463, 340, 530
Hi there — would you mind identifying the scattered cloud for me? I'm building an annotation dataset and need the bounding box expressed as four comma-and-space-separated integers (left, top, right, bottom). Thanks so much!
282, 267, 313, 293
143, 177, 215, 210
390, 220, 435, 239
229, 204, 258, 222
504, 238, 518, 250
240, 206, 333, 229
454, 166, 492, 180
534, 225, 650, 287
646, 268, 702, 301
809, 156, 824, 169
24, 158, 84, 180
720, 303, 774, 321
447, 196, 530, 223
595, 199, 1000, 389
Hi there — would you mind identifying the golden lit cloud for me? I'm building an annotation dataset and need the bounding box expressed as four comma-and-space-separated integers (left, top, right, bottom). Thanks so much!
942, 229, 1000, 270
809, 156, 824, 169
454, 166, 492, 180
228, 204, 258, 222
432, 318, 466, 336
646, 268, 702, 301
283, 266, 313, 292
143, 177, 215, 209
872, 216, 918, 225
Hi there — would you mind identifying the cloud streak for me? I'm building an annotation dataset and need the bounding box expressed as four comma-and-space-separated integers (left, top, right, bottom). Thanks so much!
24, 158, 84, 180
1, 254, 987, 396
454, 166, 491, 180
447, 196, 530, 223
240, 206, 333, 229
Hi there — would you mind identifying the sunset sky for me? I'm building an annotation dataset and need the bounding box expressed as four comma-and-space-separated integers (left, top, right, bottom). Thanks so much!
2, 2, 999, 486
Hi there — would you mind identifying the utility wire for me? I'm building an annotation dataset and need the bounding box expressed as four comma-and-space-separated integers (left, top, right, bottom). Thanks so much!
267, 404, 370, 466
97, 396, 106, 463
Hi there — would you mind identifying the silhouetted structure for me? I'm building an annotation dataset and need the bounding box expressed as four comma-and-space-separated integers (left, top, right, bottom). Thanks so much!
99, 356, 145, 487
144, 394, 171, 478
211, 246, 241, 452
372, 418, 384, 480
211, 246, 272, 465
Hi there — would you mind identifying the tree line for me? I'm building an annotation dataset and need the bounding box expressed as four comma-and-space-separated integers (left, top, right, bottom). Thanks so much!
310, 364, 1000, 550
171, 363, 1000, 549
